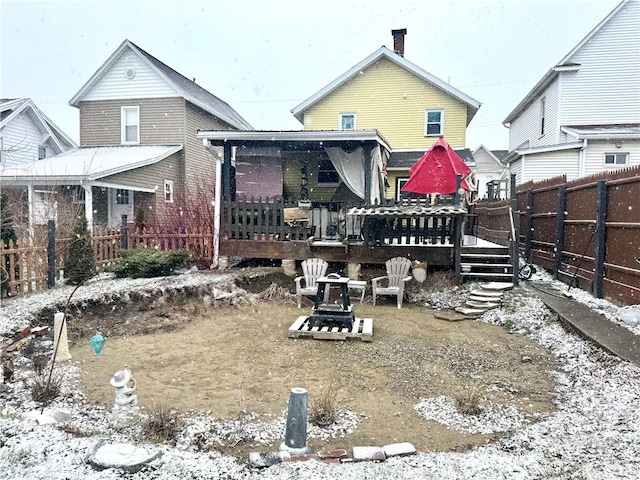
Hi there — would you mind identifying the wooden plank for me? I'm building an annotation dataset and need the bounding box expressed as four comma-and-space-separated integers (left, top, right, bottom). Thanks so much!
287, 316, 373, 341
289, 316, 307, 332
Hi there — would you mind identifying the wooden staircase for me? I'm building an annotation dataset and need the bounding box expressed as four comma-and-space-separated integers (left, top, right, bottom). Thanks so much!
460, 246, 514, 282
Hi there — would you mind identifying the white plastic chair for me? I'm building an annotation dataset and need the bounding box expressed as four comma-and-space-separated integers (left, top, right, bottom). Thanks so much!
294, 258, 329, 308
372, 257, 413, 309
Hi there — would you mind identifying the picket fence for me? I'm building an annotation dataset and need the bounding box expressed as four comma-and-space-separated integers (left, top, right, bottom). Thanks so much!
1, 226, 214, 298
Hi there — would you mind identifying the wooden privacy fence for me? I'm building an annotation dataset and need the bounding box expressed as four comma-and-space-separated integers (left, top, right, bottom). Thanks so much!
474, 166, 640, 305
1, 222, 215, 298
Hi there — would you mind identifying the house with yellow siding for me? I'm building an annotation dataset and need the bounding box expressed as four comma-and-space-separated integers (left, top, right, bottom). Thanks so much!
292, 29, 481, 200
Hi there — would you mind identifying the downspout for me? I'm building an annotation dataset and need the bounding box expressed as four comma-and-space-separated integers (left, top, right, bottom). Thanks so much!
578, 139, 587, 177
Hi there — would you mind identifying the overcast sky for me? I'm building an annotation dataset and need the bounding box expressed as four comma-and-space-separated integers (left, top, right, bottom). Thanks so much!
1, 0, 621, 150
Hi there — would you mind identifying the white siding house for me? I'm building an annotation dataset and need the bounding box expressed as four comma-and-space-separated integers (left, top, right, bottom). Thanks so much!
0, 98, 76, 167
503, 0, 640, 184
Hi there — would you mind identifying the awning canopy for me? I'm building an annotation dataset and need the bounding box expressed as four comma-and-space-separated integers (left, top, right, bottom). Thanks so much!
402, 137, 473, 195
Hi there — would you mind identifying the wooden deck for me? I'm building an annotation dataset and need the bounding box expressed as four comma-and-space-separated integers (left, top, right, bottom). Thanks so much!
288, 315, 373, 342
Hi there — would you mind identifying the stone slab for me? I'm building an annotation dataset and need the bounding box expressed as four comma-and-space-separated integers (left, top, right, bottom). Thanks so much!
383, 442, 416, 457
352, 446, 386, 462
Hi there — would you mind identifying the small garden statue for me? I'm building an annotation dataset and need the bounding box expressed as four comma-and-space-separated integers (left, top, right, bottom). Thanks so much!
110, 368, 140, 426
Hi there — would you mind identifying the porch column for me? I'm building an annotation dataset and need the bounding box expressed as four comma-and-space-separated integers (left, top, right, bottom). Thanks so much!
363, 144, 373, 206
27, 184, 35, 245
213, 153, 223, 268
83, 184, 94, 233
223, 142, 232, 201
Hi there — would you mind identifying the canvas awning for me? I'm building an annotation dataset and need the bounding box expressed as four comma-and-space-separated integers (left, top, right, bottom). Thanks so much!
402, 137, 473, 195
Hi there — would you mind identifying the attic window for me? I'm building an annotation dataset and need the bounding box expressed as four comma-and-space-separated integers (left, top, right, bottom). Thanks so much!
126, 68, 136, 79
38, 146, 46, 160
425, 109, 443, 136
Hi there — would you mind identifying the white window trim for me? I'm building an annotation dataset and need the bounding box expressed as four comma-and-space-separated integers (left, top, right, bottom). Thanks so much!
604, 152, 629, 166
396, 177, 410, 201
424, 109, 444, 137
339, 113, 356, 131
121, 106, 140, 145
164, 180, 174, 203
38, 145, 47, 160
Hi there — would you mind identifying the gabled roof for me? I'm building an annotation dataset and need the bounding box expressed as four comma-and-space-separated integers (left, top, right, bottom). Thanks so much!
0, 144, 182, 184
69, 40, 253, 131
503, 0, 630, 124
472, 144, 509, 167
291, 46, 481, 124
0, 98, 77, 151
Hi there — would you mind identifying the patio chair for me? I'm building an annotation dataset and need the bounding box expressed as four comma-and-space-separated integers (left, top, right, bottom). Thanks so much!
295, 258, 329, 308
372, 257, 413, 309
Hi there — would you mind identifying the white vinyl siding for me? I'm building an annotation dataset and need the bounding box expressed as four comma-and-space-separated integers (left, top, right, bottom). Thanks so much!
508, 78, 559, 151
583, 140, 640, 176
82, 48, 179, 101
0, 111, 62, 166
559, 0, 640, 125
519, 149, 581, 183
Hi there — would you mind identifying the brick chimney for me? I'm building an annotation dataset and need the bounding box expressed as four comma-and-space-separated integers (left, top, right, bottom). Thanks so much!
392, 28, 407, 57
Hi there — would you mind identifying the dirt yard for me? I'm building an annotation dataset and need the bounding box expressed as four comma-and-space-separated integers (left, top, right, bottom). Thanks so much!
67, 271, 558, 456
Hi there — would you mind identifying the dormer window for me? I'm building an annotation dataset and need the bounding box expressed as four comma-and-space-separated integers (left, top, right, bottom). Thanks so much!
340, 113, 356, 131
121, 106, 139, 144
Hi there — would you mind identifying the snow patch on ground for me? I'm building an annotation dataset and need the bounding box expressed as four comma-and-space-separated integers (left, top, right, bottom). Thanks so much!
1, 268, 639, 479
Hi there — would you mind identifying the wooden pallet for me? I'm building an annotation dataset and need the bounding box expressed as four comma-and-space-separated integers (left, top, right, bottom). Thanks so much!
288, 316, 373, 342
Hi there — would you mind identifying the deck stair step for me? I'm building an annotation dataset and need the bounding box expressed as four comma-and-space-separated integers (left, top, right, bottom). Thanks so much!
460, 245, 514, 282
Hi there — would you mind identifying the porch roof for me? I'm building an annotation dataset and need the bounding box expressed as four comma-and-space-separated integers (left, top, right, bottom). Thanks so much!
197, 129, 391, 153
0, 144, 183, 184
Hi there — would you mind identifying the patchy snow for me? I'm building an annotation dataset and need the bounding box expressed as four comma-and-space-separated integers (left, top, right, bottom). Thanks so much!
1, 268, 639, 479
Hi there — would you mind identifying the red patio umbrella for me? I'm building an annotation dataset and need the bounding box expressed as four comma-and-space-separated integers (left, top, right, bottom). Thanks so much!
402, 137, 473, 195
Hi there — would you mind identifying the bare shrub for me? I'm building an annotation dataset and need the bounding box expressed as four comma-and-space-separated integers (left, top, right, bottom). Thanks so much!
453, 387, 483, 416
31, 371, 62, 405
141, 398, 184, 444
309, 381, 339, 427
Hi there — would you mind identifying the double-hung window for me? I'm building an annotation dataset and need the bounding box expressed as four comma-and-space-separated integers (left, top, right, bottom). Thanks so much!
604, 153, 628, 166
121, 106, 140, 144
339, 113, 356, 131
164, 180, 174, 202
425, 109, 443, 136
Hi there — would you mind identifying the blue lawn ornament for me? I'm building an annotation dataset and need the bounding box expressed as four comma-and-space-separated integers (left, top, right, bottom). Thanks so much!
90, 332, 105, 355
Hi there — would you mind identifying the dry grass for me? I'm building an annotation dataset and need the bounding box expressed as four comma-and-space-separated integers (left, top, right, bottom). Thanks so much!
31, 371, 63, 405
309, 381, 340, 427
141, 398, 184, 444
453, 387, 483, 416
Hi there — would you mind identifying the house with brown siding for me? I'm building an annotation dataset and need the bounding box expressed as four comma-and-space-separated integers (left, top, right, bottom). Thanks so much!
1, 39, 252, 231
